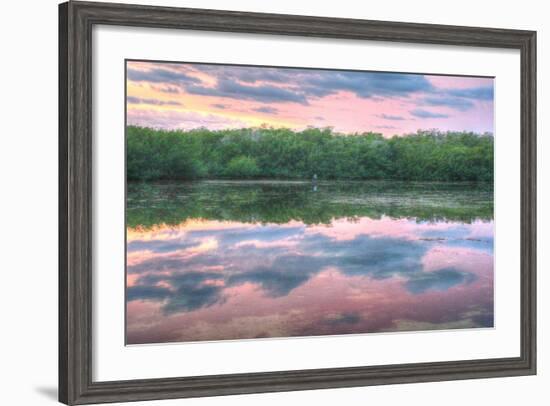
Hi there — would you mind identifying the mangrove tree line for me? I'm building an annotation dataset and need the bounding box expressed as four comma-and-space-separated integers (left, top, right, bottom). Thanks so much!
127, 126, 494, 182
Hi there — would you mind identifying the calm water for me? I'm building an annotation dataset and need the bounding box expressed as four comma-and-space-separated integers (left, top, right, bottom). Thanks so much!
126, 180, 494, 344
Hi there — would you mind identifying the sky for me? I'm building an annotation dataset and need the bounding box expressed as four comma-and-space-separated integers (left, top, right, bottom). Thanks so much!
126, 60, 494, 137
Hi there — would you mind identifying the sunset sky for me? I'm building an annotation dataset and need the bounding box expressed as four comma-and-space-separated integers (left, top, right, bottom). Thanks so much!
126, 60, 494, 136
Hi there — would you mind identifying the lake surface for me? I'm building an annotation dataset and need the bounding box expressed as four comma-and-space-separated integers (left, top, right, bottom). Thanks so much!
126, 180, 494, 344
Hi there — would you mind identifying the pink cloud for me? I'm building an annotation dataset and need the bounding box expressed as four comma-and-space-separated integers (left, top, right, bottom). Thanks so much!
126, 61, 494, 136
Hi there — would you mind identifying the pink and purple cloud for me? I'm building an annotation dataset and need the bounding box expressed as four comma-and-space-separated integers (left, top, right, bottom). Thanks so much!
126, 60, 494, 136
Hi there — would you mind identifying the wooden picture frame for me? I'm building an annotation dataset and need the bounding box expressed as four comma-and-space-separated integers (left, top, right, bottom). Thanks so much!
59, 1, 536, 404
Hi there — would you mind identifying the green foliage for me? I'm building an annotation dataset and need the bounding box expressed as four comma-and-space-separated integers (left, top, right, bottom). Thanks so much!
225, 156, 259, 178
127, 126, 206, 180
126, 126, 494, 182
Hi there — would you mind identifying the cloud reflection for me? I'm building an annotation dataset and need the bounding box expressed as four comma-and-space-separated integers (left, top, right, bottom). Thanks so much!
126, 216, 493, 343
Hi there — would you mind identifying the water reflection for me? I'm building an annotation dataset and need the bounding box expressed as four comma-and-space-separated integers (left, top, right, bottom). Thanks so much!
126, 181, 493, 344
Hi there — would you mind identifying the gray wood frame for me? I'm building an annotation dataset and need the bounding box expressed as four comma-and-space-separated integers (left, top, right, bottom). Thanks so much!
59, 1, 537, 404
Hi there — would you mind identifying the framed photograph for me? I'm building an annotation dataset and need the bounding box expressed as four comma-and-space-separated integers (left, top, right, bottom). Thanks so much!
59, 1, 536, 404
